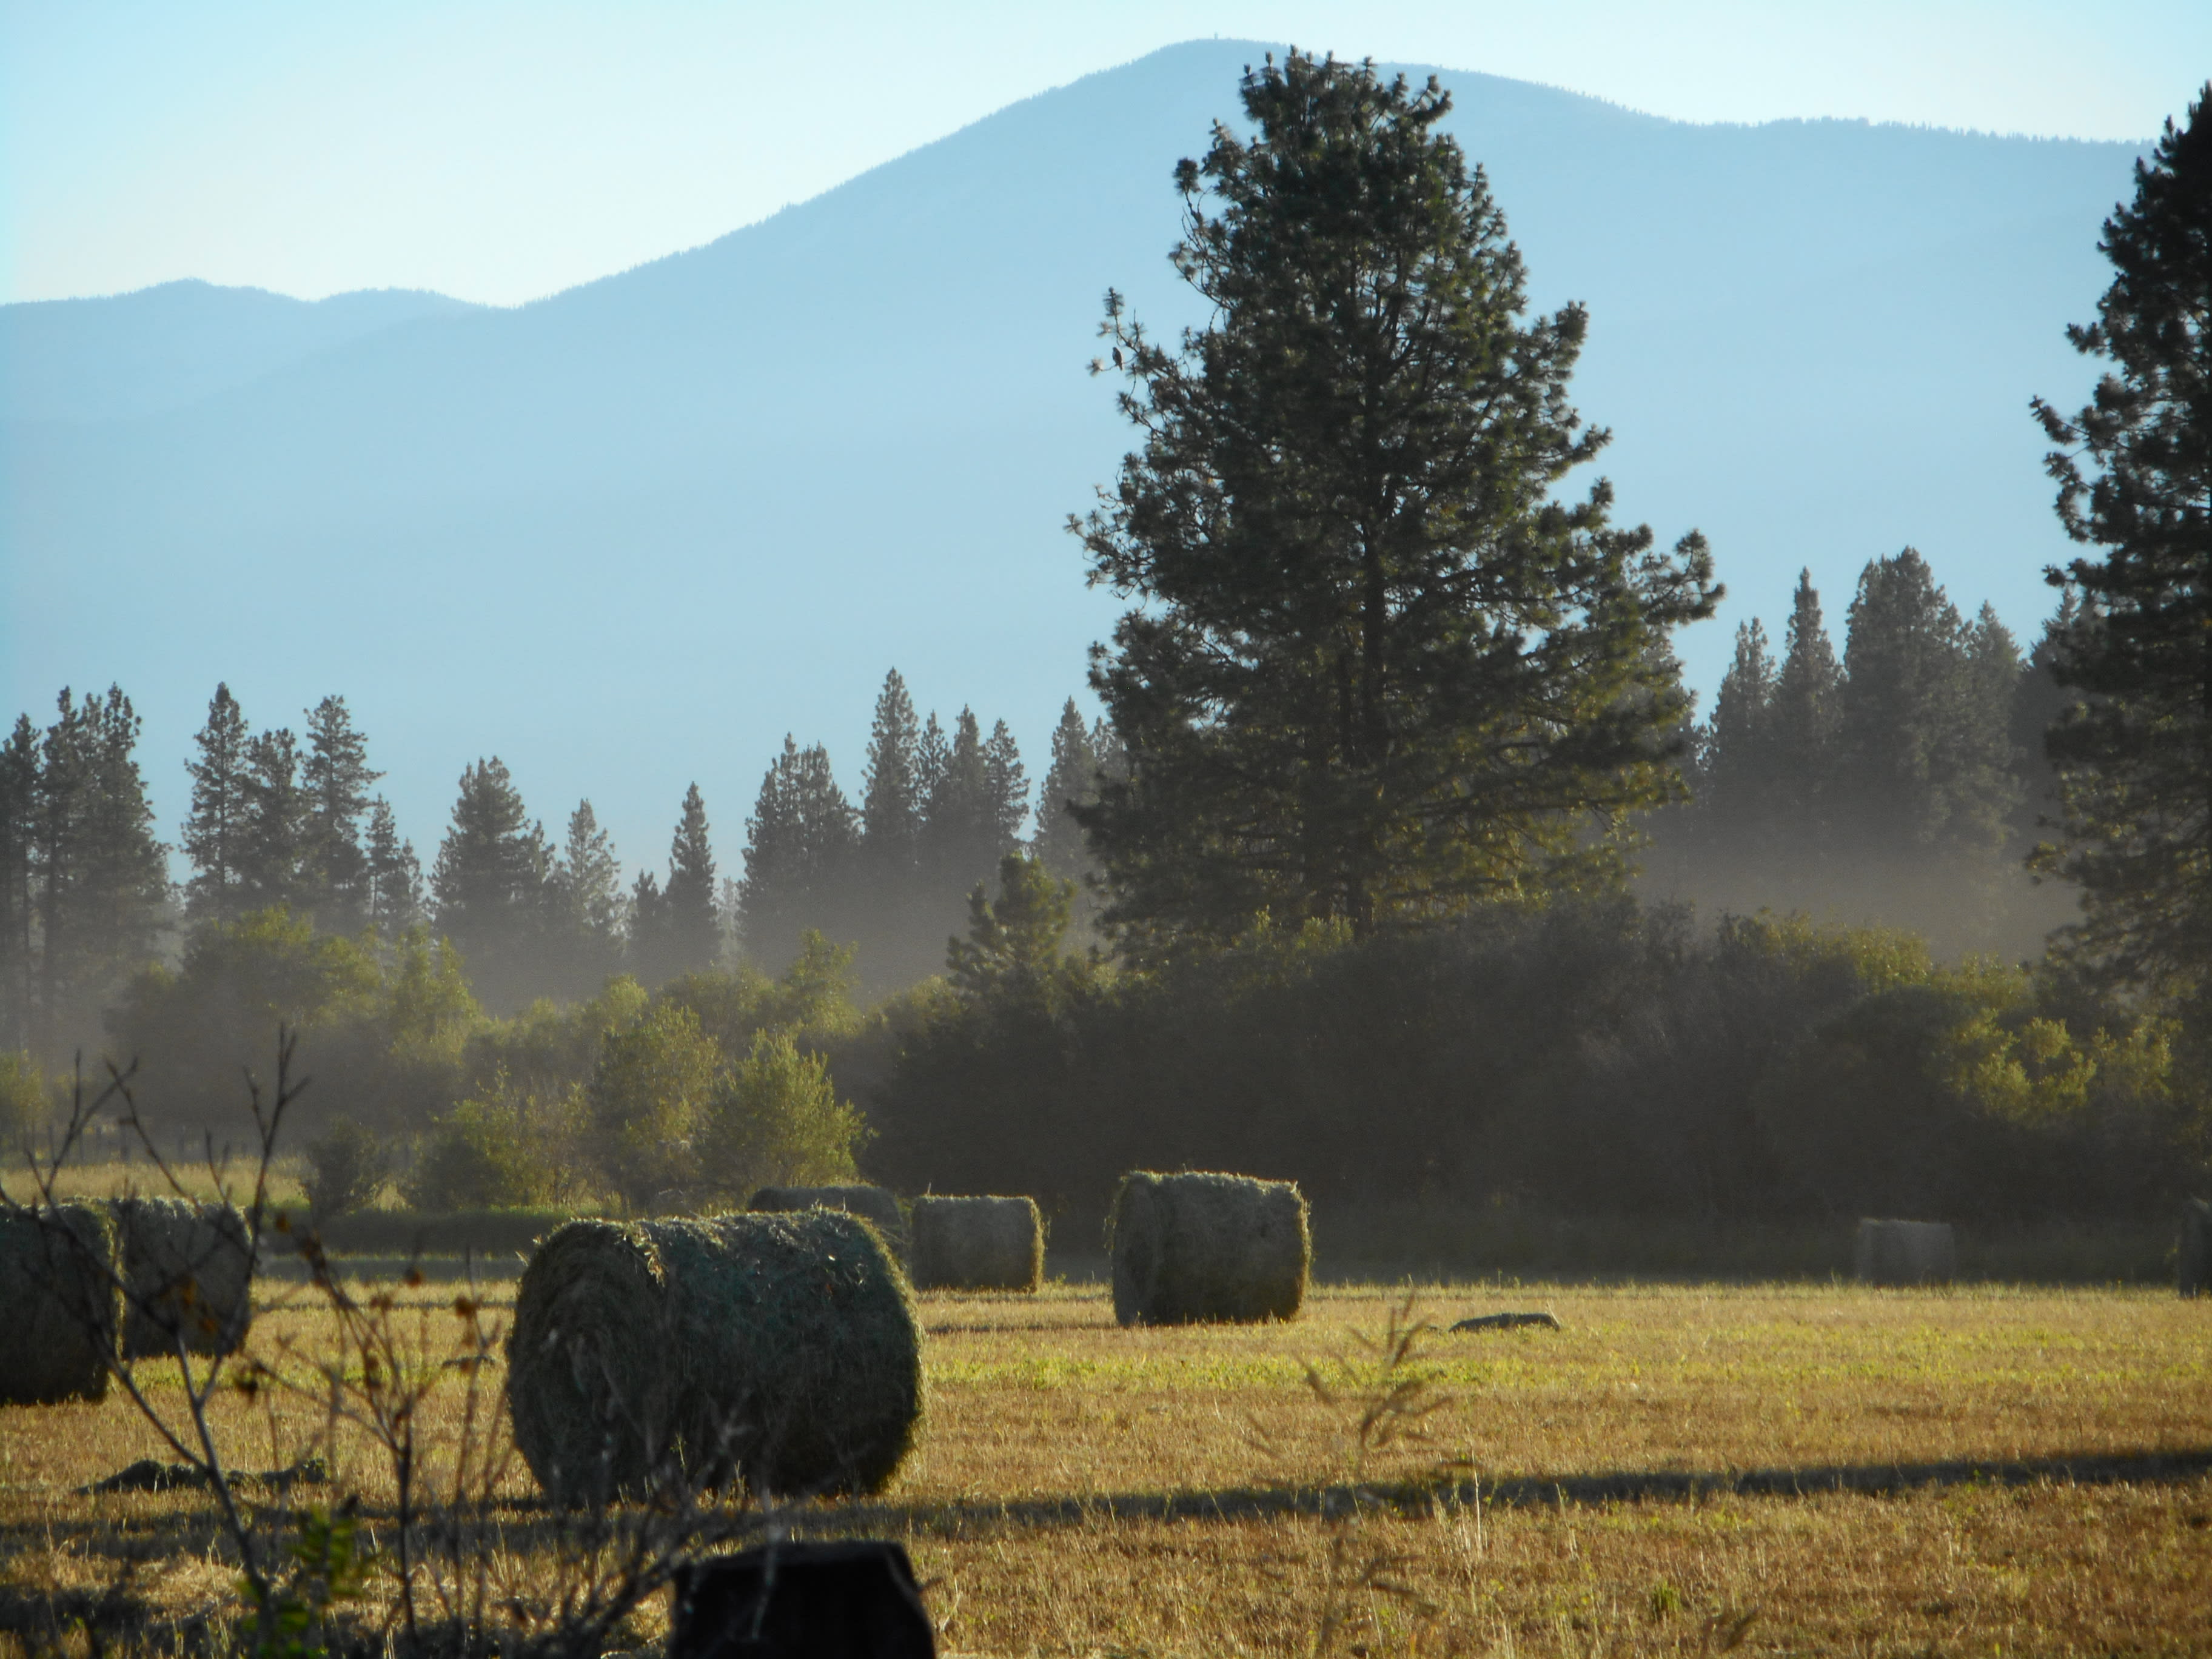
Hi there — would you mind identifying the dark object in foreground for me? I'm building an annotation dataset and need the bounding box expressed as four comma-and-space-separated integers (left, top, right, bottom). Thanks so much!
669, 1540, 934, 1659
2182, 1198, 2211, 1297
1450, 1312, 1561, 1332
78, 1454, 329, 1496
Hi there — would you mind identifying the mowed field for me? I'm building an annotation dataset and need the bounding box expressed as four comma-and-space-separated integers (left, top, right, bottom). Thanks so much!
1, 1276, 2207, 1655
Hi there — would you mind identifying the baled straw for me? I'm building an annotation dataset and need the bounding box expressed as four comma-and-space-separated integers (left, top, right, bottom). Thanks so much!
507, 1209, 922, 1506
908, 1195, 1043, 1292
1105, 1170, 1309, 1327
749, 1184, 906, 1250
0, 1203, 121, 1403
1853, 1218, 1958, 1286
111, 1196, 253, 1358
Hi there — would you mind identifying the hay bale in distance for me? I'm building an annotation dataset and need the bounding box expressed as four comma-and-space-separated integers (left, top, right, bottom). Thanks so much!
0, 1204, 120, 1403
1853, 1218, 1958, 1286
2180, 1198, 2211, 1298
508, 1210, 922, 1506
1107, 1171, 1309, 1327
110, 1197, 253, 1358
749, 1184, 906, 1249
909, 1195, 1042, 1292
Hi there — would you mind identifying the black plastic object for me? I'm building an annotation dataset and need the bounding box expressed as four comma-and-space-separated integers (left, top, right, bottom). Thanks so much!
669, 1540, 936, 1659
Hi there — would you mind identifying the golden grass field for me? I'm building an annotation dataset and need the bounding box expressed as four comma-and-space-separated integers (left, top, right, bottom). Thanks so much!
0, 1271, 2207, 1655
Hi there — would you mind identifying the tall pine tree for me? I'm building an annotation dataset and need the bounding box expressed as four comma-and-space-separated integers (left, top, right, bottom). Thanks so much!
362, 797, 424, 937
301, 695, 379, 931
661, 783, 719, 981
430, 757, 552, 1010
181, 683, 251, 925
236, 726, 308, 913
861, 669, 922, 887
739, 738, 859, 970
1075, 52, 1717, 942
2031, 82, 2212, 994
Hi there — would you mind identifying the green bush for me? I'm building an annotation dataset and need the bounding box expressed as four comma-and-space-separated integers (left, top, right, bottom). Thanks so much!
303, 1116, 387, 1219
695, 1030, 868, 1202
404, 1091, 560, 1212
581, 1002, 721, 1207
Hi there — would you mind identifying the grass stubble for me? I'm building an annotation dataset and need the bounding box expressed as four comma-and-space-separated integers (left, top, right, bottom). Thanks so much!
0, 1278, 2204, 1654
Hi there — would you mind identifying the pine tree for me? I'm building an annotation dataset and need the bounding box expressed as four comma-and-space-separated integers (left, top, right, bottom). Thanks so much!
430, 757, 552, 1009
181, 683, 251, 925
629, 870, 669, 982
363, 797, 425, 938
984, 720, 1028, 855
1033, 700, 1102, 881
2031, 83, 2212, 993
301, 695, 380, 931
0, 717, 35, 1048
1836, 549, 2018, 857
662, 783, 719, 980
30, 688, 167, 1047
922, 708, 993, 893
1701, 620, 1778, 839
1769, 570, 1843, 837
1074, 52, 1717, 942
738, 738, 859, 969
549, 799, 625, 994
861, 669, 922, 885
236, 726, 308, 911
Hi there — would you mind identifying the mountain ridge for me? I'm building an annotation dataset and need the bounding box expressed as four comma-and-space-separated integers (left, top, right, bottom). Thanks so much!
0, 39, 2142, 896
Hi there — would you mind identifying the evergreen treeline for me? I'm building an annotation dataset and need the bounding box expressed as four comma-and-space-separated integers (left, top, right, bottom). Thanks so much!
0, 670, 1118, 1065
1644, 549, 2073, 958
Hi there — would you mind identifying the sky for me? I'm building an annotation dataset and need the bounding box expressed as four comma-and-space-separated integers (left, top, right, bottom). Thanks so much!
4, 0, 2208, 309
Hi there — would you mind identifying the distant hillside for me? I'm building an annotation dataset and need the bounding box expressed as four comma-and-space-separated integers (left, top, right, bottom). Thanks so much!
0, 41, 2140, 898
0, 280, 481, 422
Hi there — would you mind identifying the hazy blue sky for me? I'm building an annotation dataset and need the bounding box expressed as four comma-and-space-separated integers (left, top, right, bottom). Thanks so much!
4, 0, 2207, 307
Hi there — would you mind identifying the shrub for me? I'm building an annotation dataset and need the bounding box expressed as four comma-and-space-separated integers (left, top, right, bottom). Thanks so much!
404, 1085, 561, 1212
582, 1003, 721, 1207
303, 1116, 387, 1219
695, 1030, 867, 1203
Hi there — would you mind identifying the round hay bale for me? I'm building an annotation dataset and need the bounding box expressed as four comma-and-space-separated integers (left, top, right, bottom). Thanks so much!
506, 1219, 682, 1509
0, 1203, 120, 1403
507, 1210, 922, 1506
909, 1195, 1042, 1292
110, 1197, 253, 1358
1853, 1218, 1958, 1286
748, 1184, 906, 1250
2180, 1198, 2211, 1298
1105, 1171, 1309, 1327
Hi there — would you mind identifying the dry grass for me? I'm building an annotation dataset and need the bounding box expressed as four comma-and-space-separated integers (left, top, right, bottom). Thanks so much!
0, 1157, 309, 1211
0, 1277, 2207, 1653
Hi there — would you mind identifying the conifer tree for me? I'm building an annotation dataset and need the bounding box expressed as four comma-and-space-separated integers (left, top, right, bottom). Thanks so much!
181, 683, 251, 925
431, 757, 552, 1008
1836, 549, 2019, 857
550, 799, 625, 992
984, 720, 1029, 854
1769, 570, 1843, 834
301, 695, 380, 930
1701, 621, 1778, 838
362, 797, 424, 937
1033, 700, 1102, 881
1075, 52, 1717, 942
31, 688, 167, 1046
2031, 83, 2212, 993
236, 726, 308, 911
739, 737, 859, 969
662, 783, 719, 980
861, 669, 922, 884
0, 717, 35, 1048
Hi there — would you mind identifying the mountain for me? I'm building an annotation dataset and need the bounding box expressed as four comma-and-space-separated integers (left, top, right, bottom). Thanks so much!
0, 41, 2140, 898
0, 280, 481, 423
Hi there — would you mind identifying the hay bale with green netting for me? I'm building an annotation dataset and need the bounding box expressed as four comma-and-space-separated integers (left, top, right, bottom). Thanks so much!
0, 1203, 120, 1403
909, 1195, 1042, 1292
1106, 1171, 1309, 1327
507, 1210, 922, 1507
2181, 1198, 2211, 1298
749, 1184, 905, 1249
1853, 1218, 1957, 1286
110, 1197, 253, 1358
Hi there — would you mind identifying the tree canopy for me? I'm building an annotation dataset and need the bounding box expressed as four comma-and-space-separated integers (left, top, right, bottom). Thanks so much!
1072, 51, 1717, 945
